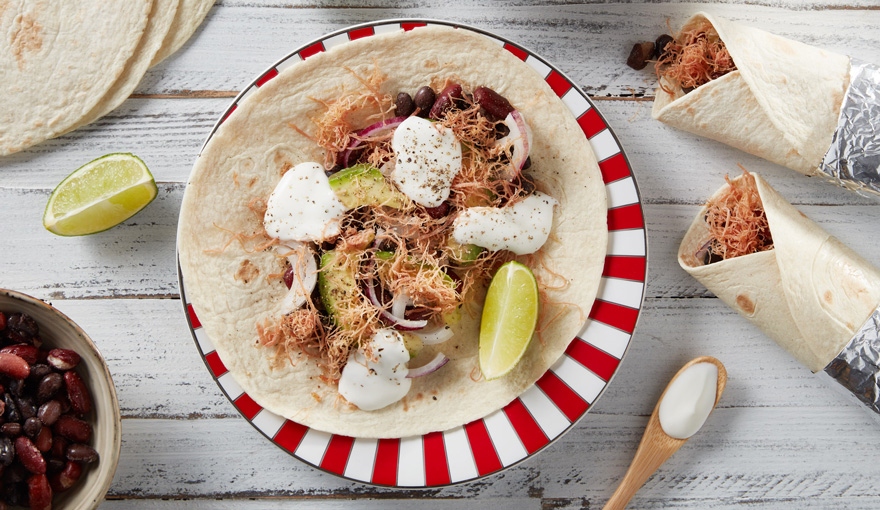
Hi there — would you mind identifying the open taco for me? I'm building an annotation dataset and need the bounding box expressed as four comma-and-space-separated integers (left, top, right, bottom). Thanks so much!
177, 25, 607, 438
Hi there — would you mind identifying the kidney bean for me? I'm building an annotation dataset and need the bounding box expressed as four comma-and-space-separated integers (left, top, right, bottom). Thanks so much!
0, 345, 38, 365
429, 83, 463, 119
47, 349, 80, 371
34, 426, 51, 453
49, 436, 68, 462
49, 461, 81, 493
27, 474, 52, 510
14, 436, 45, 474
0, 354, 30, 380
473, 86, 515, 121
0, 312, 6, 331
53, 415, 91, 443
64, 371, 92, 415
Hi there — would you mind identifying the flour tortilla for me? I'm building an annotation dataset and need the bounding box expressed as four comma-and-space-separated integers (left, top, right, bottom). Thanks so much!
0, 0, 153, 156
68, 0, 180, 132
179, 26, 608, 438
150, 0, 214, 66
679, 173, 880, 372
653, 12, 850, 176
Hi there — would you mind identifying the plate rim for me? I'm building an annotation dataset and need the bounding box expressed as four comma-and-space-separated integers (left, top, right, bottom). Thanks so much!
176, 18, 647, 489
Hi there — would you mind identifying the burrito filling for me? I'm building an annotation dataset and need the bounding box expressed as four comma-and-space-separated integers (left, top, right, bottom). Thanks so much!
697, 171, 773, 265
257, 79, 555, 410
652, 19, 737, 94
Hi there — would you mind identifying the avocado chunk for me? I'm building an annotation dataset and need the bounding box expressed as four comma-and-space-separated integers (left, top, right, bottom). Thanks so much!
318, 249, 360, 327
447, 238, 484, 264
328, 164, 408, 209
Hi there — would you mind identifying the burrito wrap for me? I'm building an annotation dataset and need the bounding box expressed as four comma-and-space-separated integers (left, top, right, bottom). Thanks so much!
653, 12, 850, 176
679, 173, 880, 372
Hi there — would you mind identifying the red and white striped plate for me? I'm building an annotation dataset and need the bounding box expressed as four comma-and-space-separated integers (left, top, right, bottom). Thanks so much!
177, 19, 646, 488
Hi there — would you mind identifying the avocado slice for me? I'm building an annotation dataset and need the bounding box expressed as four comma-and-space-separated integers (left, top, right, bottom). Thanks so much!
318, 249, 361, 327
447, 238, 484, 264
328, 164, 408, 209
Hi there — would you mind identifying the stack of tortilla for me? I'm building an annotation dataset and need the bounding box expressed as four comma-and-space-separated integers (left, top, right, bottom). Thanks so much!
679, 172, 880, 372
0, 0, 215, 156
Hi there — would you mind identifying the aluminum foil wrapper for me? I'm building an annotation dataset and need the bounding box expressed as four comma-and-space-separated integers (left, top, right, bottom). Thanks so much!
819, 59, 880, 196
823, 306, 880, 415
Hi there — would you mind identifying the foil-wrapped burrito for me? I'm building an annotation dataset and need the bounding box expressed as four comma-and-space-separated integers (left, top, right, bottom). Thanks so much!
653, 12, 880, 195
679, 172, 880, 412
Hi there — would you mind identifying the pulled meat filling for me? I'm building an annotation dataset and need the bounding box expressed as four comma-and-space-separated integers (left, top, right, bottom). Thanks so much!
699, 171, 773, 264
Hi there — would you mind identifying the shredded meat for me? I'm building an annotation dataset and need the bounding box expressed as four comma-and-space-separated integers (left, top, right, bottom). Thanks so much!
655, 18, 737, 94
702, 170, 773, 262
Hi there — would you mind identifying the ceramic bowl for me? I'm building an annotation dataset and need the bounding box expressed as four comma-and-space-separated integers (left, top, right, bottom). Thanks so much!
0, 289, 121, 509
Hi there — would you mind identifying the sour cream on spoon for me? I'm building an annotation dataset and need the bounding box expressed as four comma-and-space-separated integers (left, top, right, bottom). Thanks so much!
264, 162, 346, 243
390, 116, 462, 207
451, 191, 558, 255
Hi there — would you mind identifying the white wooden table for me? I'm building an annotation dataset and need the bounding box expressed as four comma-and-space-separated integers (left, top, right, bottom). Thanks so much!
3, 1, 880, 508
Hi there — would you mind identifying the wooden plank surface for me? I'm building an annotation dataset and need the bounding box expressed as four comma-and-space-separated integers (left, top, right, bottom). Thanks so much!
2, 1, 880, 508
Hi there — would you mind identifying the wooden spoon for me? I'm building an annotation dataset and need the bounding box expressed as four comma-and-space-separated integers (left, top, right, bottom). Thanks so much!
603, 356, 727, 510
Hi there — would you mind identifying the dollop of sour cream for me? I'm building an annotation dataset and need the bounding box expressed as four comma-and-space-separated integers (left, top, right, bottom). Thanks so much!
338, 329, 412, 411
391, 116, 462, 207
451, 191, 558, 255
658, 362, 718, 439
264, 162, 346, 243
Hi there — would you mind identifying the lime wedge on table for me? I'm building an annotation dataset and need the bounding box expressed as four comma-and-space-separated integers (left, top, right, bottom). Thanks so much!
479, 261, 539, 380
43, 153, 157, 236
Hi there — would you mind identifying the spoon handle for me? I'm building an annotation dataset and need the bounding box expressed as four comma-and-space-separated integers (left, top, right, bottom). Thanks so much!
602, 416, 683, 510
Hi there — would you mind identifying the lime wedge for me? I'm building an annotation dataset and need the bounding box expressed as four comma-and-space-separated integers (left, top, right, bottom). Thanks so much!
479, 261, 539, 380
43, 153, 157, 236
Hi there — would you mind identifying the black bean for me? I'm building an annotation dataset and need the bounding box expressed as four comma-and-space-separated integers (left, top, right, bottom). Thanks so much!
413, 86, 435, 117
15, 397, 35, 421
66, 443, 98, 464
36, 373, 62, 403
6, 314, 37, 339
28, 364, 51, 382
395, 92, 415, 118
654, 34, 674, 59
22, 418, 40, 438
0, 423, 20, 438
0, 437, 13, 466
2, 395, 19, 423
626, 41, 655, 70
37, 400, 61, 427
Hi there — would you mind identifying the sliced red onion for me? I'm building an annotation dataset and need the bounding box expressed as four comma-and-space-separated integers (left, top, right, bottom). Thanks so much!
391, 292, 411, 320
342, 116, 407, 167
495, 110, 532, 179
364, 277, 428, 331
410, 323, 454, 345
406, 352, 450, 378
